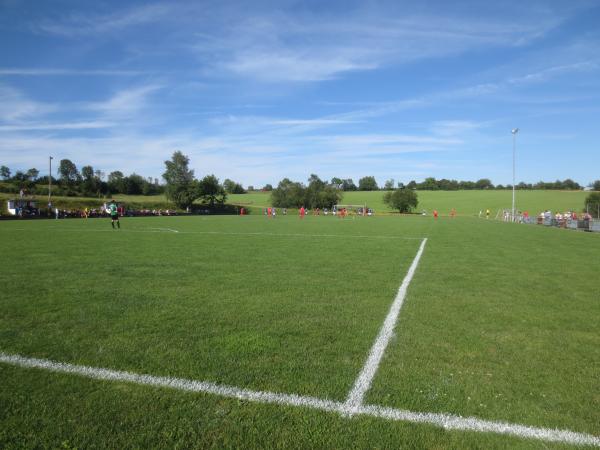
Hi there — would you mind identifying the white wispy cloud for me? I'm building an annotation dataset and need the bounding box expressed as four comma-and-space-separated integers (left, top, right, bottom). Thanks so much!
508, 61, 599, 85
0, 68, 144, 76
0, 121, 114, 131
86, 84, 163, 119
0, 125, 463, 185
193, 7, 564, 82
35, 3, 171, 36
472, 36, 600, 92
431, 120, 484, 136
28, 1, 574, 84
0, 84, 54, 121
321, 134, 461, 147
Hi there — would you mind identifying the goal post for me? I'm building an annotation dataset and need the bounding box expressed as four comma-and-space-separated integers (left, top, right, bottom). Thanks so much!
333, 204, 368, 216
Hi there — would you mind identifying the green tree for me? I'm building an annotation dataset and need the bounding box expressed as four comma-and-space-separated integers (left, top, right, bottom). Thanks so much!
331, 177, 343, 189
0, 165, 10, 180
305, 174, 325, 207
124, 173, 145, 195
58, 159, 80, 185
585, 192, 600, 218
562, 178, 581, 190
13, 171, 27, 182
516, 182, 532, 190
198, 174, 227, 207
342, 178, 357, 191
81, 165, 94, 181
438, 178, 459, 190
26, 168, 39, 180
223, 178, 246, 194
271, 178, 306, 208
384, 178, 395, 190
383, 187, 418, 213
80, 165, 98, 196
358, 176, 378, 191
419, 177, 439, 190
108, 171, 126, 194
316, 184, 342, 208
262, 184, 273, 191
162, 151, 198, 209
475, 178, 494, 189
271, 176, 341, 209
223, 179, 236, 193
305, 174, 341, 208
593, 180, 600, 191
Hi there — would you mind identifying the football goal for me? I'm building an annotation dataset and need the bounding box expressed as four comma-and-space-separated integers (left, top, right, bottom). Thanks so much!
333, 204, 368, 216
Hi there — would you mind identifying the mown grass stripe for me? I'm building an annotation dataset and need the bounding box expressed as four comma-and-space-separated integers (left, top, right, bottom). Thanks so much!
5, 227, 425, 240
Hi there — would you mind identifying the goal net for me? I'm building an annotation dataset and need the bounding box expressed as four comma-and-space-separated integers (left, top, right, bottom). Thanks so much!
494, 208, 531, 223
333, 204, 368, 216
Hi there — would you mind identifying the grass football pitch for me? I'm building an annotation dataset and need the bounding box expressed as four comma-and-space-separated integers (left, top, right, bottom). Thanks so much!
0, 214, 598, 448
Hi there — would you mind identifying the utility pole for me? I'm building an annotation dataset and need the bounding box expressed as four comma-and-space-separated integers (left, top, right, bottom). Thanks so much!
511, 128, 519, 221
48, 156, 53, 214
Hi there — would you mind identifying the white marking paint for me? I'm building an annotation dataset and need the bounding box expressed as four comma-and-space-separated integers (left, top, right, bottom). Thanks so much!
147, 227, 179, 233
0, 352, 598, 447
345, 238, 428, 410
184, 231, 423, 240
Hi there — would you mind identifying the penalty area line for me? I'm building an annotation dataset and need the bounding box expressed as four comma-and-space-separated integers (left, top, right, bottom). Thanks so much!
345, 237, 427, 410
0, 352, 598, 447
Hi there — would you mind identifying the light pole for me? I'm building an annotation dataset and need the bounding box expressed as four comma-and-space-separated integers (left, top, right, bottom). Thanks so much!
511, 128, 519, 221
48, 156, 53, 214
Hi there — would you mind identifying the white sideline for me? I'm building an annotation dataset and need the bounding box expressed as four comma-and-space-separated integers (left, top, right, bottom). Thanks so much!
345, 237, 428, 410
0, 352, 598, 447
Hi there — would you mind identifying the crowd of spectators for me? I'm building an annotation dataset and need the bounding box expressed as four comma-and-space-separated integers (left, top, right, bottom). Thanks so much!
536, 209, 594, 229
52, 207, 178, 219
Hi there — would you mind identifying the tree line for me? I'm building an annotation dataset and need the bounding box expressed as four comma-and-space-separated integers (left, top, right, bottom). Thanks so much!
270, 175, 342, 209
370, 177, 589, 191
2, 157, 597, 207
254, 176, 596, 192
162, 151, 233, 209
0, 161, 164, 197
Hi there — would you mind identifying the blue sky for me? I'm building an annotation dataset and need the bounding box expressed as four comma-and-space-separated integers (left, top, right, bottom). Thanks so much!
1, 0, 599, 187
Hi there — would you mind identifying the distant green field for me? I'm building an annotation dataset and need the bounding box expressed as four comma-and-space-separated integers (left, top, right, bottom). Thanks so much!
1, 215, 598, 448
2, 190, 589, 218
229, 190, 589, 215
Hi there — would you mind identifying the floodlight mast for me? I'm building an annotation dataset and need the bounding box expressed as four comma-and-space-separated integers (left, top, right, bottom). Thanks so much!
511, 128, 519, 221
48, 156, 53, 214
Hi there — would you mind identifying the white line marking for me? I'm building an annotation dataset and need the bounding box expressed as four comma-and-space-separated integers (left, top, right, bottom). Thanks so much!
345, 238, 428, 410
184, 231, 424, 240
0, 352, 598, 447
147, 227, 179, 233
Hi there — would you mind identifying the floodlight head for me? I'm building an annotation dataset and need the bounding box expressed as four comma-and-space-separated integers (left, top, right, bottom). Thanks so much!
512, 128, 519, 134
